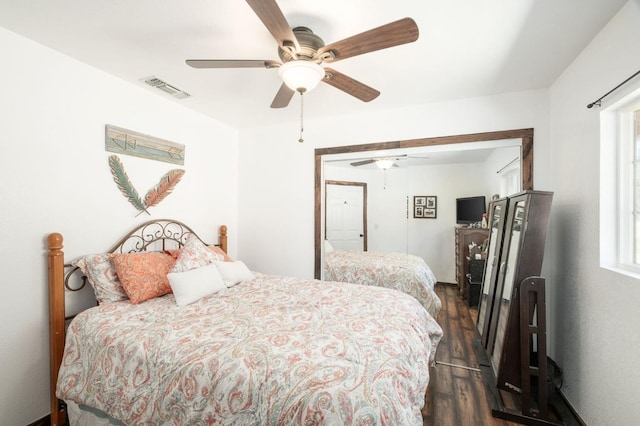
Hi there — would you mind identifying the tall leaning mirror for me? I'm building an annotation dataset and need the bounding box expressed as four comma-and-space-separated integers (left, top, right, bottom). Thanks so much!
476, 197, 509, 348
489, 199, 526, 374
489, 190, 553, 392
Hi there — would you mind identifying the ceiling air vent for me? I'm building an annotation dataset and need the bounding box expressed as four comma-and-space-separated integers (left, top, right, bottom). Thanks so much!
142, 76, 190, 99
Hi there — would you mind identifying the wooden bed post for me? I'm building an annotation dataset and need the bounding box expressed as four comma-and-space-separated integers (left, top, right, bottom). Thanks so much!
48, 232, 67, 426
219, 225, 228, 254
47, 222, 226, 425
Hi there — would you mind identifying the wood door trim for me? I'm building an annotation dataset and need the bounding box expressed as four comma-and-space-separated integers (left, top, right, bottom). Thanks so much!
324, 180, 368, 251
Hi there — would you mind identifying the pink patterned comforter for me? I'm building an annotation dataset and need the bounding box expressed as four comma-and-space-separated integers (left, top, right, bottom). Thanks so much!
324, 251, 442, 318
57, 273, 443, 425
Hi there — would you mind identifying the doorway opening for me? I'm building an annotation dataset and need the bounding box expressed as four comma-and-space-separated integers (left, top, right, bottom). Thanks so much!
325, 180, 368, 252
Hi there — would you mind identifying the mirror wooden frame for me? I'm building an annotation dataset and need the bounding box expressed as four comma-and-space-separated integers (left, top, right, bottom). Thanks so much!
314, 128, 534, 278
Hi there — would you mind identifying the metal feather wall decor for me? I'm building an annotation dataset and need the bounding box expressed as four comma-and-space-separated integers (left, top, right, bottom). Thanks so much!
144, 169, 186, 209
108, 155, 147, 214
108, 155, 185, 216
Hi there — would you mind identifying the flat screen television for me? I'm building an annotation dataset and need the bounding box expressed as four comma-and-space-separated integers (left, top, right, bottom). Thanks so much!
456, 196, 487, 224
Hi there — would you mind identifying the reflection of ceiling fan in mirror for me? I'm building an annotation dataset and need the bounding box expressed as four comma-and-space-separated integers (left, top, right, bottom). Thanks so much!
186, 0, 419, 109
350, 157, 403, 170
349, 152, 434, 169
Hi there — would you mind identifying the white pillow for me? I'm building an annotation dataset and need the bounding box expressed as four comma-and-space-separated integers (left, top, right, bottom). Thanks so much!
324, 240, 334, 253
214, 260, 254, 288
167, 263, 226, 306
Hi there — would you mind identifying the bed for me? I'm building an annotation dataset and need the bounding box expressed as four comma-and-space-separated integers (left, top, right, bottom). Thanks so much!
323, 246, 442, 319
48, 219, 443, 426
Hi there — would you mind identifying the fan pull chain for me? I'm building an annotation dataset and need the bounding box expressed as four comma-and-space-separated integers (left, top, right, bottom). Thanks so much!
298, 89, 305, 143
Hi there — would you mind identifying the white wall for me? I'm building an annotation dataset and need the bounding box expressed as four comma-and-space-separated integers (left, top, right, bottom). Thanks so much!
407, 162, 492, 282
547, 1, 640, 424
366, 167, 410, 252
0, 27, 239, 425
239, 90, 550, 280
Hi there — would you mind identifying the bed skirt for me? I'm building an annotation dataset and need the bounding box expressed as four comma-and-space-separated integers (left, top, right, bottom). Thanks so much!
66, 400, 125, 426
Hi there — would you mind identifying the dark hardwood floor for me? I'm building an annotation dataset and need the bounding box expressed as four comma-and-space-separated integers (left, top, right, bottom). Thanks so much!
422, 283, 517, 425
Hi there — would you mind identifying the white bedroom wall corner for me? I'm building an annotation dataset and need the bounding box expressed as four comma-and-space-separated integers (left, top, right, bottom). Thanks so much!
0, 27, 240, 425
547, 1, 640, 424
237, 123, 318, 278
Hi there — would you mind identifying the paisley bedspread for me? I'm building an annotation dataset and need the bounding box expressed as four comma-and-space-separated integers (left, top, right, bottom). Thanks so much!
57, 273, 443, 425
324, 250, 442, 318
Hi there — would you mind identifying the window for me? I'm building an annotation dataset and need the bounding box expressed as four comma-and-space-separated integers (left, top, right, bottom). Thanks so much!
601, 88, 640, 277
499, 162, 521, 197
633, 110, 640, 262
618, 106, 640, 270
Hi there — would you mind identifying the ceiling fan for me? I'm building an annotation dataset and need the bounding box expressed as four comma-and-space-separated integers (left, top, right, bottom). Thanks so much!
351, 156, 404, 170
186, 0, 419, 109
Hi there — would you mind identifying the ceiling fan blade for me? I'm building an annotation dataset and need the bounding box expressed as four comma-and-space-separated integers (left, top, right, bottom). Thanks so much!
318, 18, 419, 63
245, 0, 300, 54
322, 68, 380, 102
186, 59, 280, 69
270, 83, 295, 108
350, 159, 376, 167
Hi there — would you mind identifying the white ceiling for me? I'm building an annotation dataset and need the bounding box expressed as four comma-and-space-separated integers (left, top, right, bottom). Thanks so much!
324, 138, 522, 167
0, 0, 627, 128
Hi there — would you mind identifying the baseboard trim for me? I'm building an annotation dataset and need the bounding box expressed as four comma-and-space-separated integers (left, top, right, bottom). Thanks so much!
556, 388, 587, 426
27, 414, 50, 426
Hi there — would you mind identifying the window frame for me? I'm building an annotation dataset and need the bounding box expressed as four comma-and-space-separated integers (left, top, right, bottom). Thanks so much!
600, 86, 640, 278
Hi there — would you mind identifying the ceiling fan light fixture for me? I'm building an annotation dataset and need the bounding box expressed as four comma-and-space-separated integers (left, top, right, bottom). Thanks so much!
376, 159, 395, 170
278, 61, 325, 93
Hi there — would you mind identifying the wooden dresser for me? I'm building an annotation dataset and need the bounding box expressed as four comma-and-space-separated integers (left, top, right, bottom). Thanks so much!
454, 227, 489, 299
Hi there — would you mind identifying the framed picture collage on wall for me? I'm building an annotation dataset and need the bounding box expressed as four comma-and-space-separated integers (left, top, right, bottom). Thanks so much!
414, 195, 437, 218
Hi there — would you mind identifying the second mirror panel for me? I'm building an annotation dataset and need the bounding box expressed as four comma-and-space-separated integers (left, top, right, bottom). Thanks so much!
490, 200, 526, 374
476, 198, 509, 347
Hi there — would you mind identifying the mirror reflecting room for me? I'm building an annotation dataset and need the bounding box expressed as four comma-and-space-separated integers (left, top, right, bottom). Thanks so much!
319, 139, 523, 283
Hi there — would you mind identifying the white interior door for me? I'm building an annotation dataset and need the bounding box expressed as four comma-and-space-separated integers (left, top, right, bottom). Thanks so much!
326, 183, 365, 251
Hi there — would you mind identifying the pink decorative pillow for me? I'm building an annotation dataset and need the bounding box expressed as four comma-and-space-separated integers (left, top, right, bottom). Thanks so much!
109, 252, 176, 304
165, 246, 231, 262
73, 254, 128, 303
208, 245, 232, 262
169, 234, 224, 273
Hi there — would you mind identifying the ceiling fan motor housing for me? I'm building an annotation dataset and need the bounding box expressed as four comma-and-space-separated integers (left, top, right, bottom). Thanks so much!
278, 27, 325, 62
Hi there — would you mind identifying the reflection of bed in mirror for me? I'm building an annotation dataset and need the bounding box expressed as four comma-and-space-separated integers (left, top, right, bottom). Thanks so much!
323, 243, 442, 318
